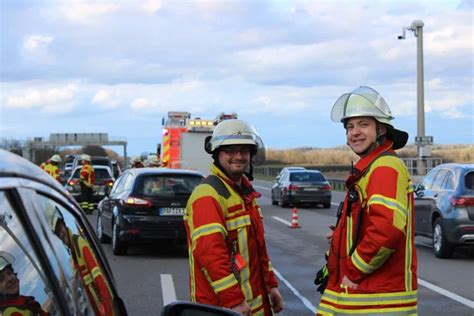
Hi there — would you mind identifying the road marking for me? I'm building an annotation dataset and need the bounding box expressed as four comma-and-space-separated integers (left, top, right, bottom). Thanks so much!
161, 274, 177, 306
254, 185, 270, 191
418, 278, 474, 309
272, 216, 291, 226
273, 268, 316, 313
331, 202, 339, 206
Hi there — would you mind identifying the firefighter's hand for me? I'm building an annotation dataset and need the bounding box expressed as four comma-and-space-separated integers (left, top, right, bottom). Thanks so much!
269, 287, 283, 313
231, 300, 252, 315
326, 224, 336, 244
341, 275, 358, 290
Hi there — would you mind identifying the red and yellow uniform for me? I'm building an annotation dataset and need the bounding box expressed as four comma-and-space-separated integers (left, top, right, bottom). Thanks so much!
79, 163, 95, 214
69, 230, 114, 316
0, 295, 49, 316
317, 140, 417, 315
44, 163, 60, 182
184, 164, 278, 315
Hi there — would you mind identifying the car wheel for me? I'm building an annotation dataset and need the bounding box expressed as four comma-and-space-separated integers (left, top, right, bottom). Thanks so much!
323, 202, 331, 209
280, 194, 289, 208
432, 218, 453, 258
96, 212, 111, 244
112, 218, 127, 256
271, 192, 278, 205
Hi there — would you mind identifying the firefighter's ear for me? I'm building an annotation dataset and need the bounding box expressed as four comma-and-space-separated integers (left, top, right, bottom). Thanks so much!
204, 136, 213, 154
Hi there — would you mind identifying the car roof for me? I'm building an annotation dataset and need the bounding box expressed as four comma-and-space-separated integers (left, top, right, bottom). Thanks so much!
125, 167, 204, 177
434, 163, 474, 171
0, 149, 66, 193
290, 169, 322, 174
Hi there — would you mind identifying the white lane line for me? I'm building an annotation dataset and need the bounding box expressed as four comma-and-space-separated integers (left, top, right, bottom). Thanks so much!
331, 202, 339, 206
254, 185, 270, 191
161, 274, 177, 306
272, 216, 291, 226
418, 278, 474, 309
273, 268, 316, 314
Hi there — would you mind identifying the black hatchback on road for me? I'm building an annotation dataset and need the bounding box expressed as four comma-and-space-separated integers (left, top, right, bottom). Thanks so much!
96, 168, 204, 255
414, 163, 474, 258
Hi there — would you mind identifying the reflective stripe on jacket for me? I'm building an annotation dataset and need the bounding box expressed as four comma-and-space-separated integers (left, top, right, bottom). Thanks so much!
80, 164, 95, 188
184, 164, 278, 315
318, 140, 418, 315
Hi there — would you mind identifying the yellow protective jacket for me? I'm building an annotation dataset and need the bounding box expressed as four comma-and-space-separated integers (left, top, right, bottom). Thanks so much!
44, 163, 60, 182
184, 164, 278, 315
317, 140, 418, 315
79, 164, 95, 188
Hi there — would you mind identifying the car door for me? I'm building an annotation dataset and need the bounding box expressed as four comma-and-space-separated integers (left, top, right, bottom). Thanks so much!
414, 169, 439, 235
101, 173, 130, 236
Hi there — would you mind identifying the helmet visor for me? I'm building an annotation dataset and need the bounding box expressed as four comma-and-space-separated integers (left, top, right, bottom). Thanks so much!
331, 86, 393, 122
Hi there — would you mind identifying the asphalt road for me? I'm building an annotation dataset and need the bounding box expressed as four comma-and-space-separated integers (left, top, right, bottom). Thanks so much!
86, 179, 474, 315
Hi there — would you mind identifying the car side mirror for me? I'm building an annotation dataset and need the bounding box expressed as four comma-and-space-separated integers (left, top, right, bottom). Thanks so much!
161, 301, 241, 316
415, 184, 425, 197
275, 175, 280, 181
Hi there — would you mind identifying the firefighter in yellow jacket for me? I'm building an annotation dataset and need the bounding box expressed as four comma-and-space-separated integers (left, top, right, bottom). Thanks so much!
79, 154, 95, 214
315, 86, 418, 315
184, 119, 283, 316
46, 205, 114, 315
43, 154, 62, 182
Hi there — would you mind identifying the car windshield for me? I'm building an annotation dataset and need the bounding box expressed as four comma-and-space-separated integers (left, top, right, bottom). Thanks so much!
465, 171, 474, 190
72, 168, 112, 180
290, 172, 325, 182
135, 174, 203, 196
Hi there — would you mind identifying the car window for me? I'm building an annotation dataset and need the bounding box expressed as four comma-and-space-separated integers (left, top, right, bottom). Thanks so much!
290, 172, 325, 182
432, 169, 449, 190
135, 174, 203, 196
441, 170, 456, 190
0, 191, 62, 315
72, 167, 111, 180
465, 171, 474, 190
36, 194, 118, 315
109, 174, 126, 195
419, 169, 439, 190
122, 174, 135, 192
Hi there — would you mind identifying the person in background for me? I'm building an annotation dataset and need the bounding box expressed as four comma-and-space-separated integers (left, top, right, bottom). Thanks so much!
131, 156, 144, 168
315, 86, 417, 315
0, 251, 49, 315
43, 154, 62, 182
79, 154, 95, 214
184, 119, 283, 316
147, 154, 161, 167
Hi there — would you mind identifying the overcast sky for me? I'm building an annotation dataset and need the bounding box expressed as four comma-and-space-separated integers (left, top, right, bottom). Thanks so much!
1, 0, 473, 156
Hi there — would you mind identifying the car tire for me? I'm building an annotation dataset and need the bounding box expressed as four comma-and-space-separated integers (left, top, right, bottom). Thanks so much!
432, 218, 454, 259
323, 202, 331, 209
280, 194, 289, 208
271, 193, 278, 205
96, 212, 111, 244
112, 218, 127, 256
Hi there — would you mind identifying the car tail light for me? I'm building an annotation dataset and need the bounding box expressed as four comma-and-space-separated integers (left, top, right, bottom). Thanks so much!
123, 197, 152, 207
104, 179, 114, 187
450, 196, 474, 207
288, 184, 299, 191
322, 184, 332, 191
68, 179, 78, 186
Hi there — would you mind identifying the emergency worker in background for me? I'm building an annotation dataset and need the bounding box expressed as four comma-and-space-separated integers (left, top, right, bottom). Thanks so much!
79, 154, 95, 214
131, 156, 144, 168
0, 251, 48, 315
184, 119, 283, 316
315, 86, 418, 315
147, 155, 161, 167
43, 154, 62, 182
46, 206, 113, 316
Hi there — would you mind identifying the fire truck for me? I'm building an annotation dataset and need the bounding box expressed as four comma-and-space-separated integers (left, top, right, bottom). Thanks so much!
160, 111, 237, 175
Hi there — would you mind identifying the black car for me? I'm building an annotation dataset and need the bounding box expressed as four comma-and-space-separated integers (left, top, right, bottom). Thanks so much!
0, 149, 128, 315
96, 168, 204, 255
414, 163, 474, 258
271, 169, 332, 208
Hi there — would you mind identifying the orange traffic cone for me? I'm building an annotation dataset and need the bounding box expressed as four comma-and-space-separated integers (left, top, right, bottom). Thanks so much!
289, 207, 301, 228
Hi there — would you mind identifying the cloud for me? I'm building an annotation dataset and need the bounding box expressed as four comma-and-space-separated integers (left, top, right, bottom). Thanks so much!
23, 35, 54, 51
58, 0, 119, 25
92, 88, 122, 109
5, 84, 78, 114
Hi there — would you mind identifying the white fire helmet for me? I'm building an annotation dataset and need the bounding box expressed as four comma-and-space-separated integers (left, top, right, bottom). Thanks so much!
50, 154, 62, 163
0, 251, 15, 272
331, 86, 408, 149
205, 119, 263, 154
81, 154, 91, 162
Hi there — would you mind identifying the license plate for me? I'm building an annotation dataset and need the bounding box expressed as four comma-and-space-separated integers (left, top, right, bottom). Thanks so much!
94, 185, 105, 195
304, 188, 320, 191
159, 207, 185, 216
